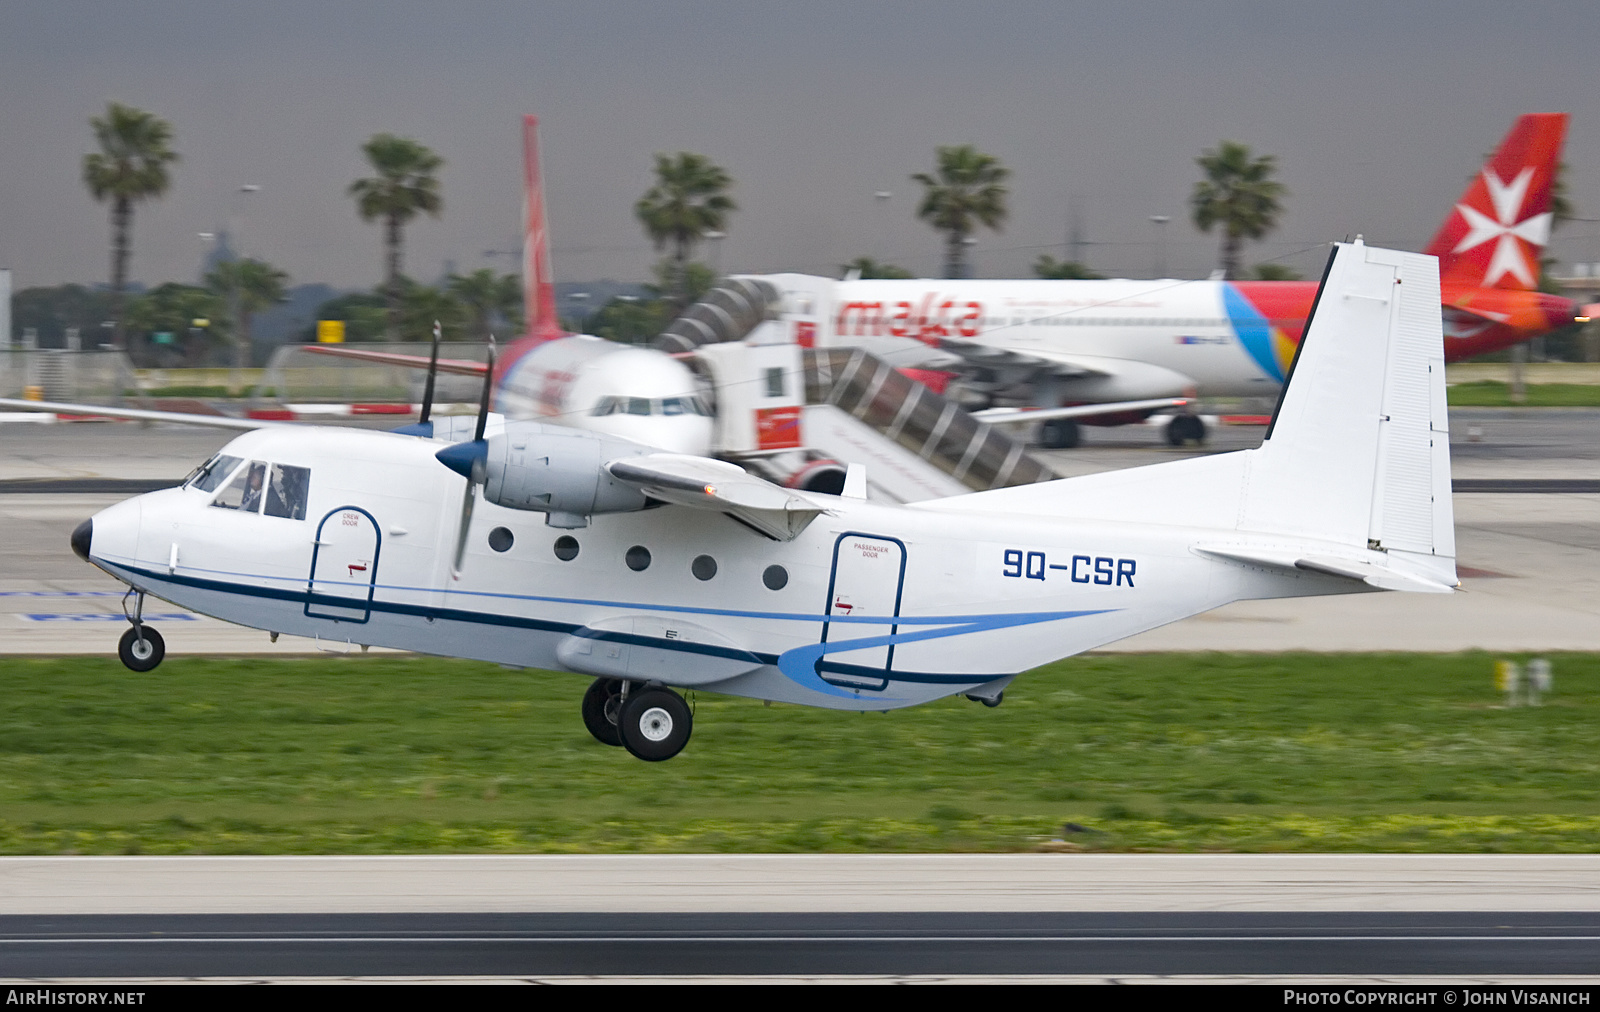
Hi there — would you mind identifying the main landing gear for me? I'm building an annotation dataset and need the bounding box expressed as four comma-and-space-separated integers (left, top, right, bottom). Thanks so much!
117, 589, 165, 672
582, 678, 694, 761
1037, 418, 1080, 449
1165, 413, 1207, 446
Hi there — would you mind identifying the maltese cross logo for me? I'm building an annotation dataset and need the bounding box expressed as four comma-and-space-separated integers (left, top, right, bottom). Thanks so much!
1452, 167, 1552, 288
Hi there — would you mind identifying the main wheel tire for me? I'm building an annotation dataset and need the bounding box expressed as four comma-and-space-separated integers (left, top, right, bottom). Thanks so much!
117, 626, 165, 672
581, 678, 625, 747
1166, 415, 1207, 446
1038, 418, 1080, 449
618, 688, 693, 762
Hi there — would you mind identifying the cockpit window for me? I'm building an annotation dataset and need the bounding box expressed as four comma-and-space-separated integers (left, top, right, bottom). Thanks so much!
263, 464, 310, 520
661, 397, 685, 416
590, 395, 711, 418
188, 454, 243, 493
213, 460, 267, 512
590, 396, 618, 417
625, 397, 651, 416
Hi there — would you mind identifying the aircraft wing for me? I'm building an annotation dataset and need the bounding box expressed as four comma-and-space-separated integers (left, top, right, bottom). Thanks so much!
973, 397, 1192, 426
301, 344, 488, 376
934, 337, 1113, 379
0, 397, 278, 430
605, 453, 827, 541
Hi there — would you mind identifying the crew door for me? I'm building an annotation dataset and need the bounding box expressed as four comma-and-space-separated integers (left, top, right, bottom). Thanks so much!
306, 506, 381, 623
818, 533, 906, 690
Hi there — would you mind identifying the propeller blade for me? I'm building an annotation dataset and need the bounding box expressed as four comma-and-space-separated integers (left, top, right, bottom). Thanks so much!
473, 336, 496, 443
451, 481, 476, 578
419, 320, 442, 425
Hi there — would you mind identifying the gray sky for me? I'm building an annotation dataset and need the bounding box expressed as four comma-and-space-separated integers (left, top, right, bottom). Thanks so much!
4, 0, 1599, 292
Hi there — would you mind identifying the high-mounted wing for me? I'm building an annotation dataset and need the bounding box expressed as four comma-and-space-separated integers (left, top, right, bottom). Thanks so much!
605, 453, 827, 541
0, 397, 277, 431
301, 344, 488, 376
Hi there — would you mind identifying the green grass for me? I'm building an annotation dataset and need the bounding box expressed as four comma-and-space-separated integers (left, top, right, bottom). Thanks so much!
1, 652, 1599, 854
1446, 381, 1600, 407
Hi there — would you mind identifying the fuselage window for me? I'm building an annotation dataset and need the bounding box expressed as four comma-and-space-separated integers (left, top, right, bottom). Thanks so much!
263, 464, 310, 520
625, 545, 651, 572
488, 527, 514, 553
553, 536, 580, 561
212, 460, 267, 512
189, 454, 242, 493
691, 555, 717, 581
762, 564, 788, 591
765, 368, 785, 398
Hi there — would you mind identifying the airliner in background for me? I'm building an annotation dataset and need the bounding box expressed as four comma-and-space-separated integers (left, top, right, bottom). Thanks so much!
750, 113, 1583, 447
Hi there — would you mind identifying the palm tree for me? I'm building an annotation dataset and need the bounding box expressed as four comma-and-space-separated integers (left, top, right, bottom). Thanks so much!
447, 268, 523, 340
1033, 255, 1104, 280
841, 256, 913, 279
206, 258, 289, 368
82, 102, 180, 351
348, 134, 444, 337
634, 153, 736, 307
912, 145, 1009, 280
1190, 141, 1288, 280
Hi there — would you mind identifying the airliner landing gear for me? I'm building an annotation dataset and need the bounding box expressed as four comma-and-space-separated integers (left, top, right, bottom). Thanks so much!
1165, 414, 1207, 446
581, 678, 625, 747
117, 591, 164, 672
617, 686, 693, 762
1038, 418, 1080, 449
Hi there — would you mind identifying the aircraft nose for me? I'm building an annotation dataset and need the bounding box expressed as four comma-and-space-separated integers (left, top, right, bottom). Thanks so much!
70, 518, 92, 561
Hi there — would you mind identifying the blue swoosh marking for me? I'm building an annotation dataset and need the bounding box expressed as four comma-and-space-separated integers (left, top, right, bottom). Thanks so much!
776, 609, 1112, 699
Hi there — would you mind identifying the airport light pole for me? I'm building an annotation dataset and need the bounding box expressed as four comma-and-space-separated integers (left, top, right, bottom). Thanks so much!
1149, 215, 1171, 279
703, 231, 726, 279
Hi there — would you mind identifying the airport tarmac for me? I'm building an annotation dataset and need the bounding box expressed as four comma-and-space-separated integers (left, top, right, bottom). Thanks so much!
3, 856, 1600, 980
1, 410, 1595, 654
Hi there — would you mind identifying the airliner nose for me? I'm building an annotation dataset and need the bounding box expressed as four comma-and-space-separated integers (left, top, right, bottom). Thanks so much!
70, 518, 92, 561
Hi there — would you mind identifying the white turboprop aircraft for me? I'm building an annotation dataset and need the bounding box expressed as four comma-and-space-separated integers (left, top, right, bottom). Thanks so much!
70, 240, 1455, 761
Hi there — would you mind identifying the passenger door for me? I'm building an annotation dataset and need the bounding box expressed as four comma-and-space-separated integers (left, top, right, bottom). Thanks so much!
818, 533, 906, 690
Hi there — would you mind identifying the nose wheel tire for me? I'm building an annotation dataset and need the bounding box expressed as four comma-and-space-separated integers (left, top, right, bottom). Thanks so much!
618, 688, 693, 762
117, 626, 165, 672
581, 678, 625, 747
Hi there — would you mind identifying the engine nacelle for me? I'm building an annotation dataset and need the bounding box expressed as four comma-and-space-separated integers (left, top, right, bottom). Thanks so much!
438, 422, 654, 528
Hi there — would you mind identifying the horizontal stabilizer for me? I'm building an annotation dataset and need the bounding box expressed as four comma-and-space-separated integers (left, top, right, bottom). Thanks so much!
1194, 545, 1456, 594
606, 453, 827, 540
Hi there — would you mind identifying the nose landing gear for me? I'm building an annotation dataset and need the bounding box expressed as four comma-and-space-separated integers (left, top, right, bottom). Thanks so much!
117, 589, 165, 672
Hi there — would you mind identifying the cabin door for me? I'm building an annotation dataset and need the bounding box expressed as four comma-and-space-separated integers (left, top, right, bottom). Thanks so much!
819, 533, 906, 690
306, 506, 380, 623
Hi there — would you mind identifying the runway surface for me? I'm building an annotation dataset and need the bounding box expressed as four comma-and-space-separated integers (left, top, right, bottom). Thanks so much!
1, 856, 1600, 980
6, 911, 1600, 979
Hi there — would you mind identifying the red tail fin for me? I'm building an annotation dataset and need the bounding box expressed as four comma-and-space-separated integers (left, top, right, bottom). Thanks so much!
1425, 113, 1567, 291
523, 115, 563, 342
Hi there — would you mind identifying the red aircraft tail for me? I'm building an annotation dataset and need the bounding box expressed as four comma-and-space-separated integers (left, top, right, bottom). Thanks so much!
522, 114, 564, 342
1424, 113, 1567, 291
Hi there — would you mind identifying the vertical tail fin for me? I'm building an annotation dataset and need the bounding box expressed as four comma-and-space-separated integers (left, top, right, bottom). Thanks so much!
1424, 113, 1567, 291
522, 115, 563, 342
1240, 240, 1455, 586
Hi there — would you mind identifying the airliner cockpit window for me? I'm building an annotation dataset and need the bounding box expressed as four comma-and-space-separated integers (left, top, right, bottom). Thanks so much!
187, 454, 243, 493
625, 397, 651, 416
212, 460, 267, 512
263, 464, 310, 520
591, 396, 618, 416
